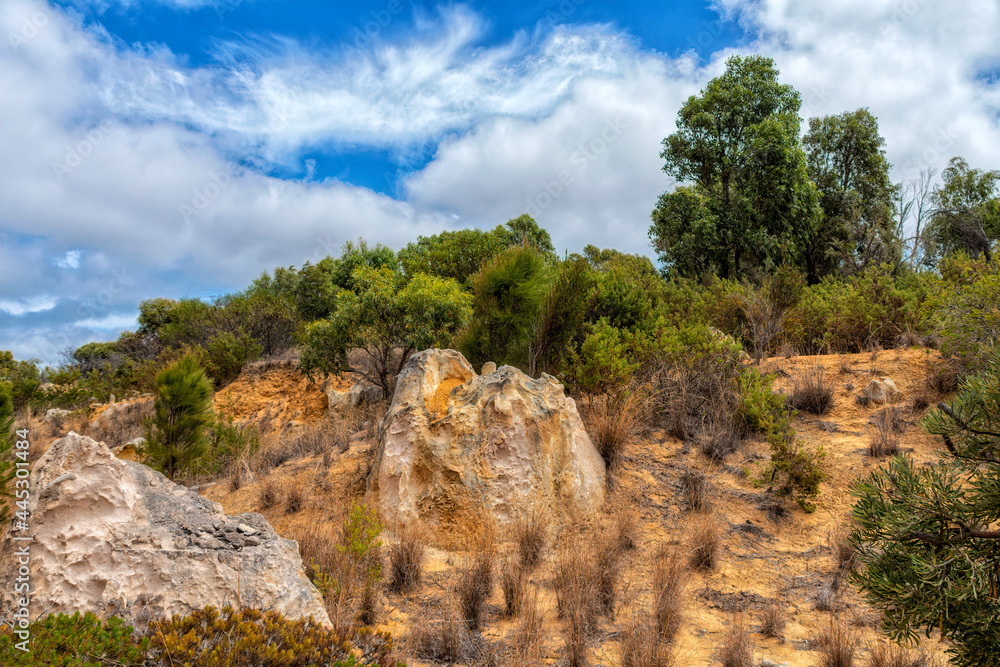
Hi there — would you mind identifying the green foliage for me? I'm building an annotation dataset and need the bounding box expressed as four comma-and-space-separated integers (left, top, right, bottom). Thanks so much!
203, 330, 263, 387
931, 258, 1000, 371
460, 243, 555, 370
339, 501, 384, 581
734, 367, 789, 435
852, 359, 1000, 665
205, 415, 260, 476
803, 108, 900, 280
399, 215, 555, 288
0, 350, 42, 411
924, 156, 1000, 263
763, 425, 825, 513
0, 384, 15, 526
570, 319, 640, 394
143, 354, 215, 480
137, 297, 180, 336
0, 611, 148, 666
301, 266, 472, 397
528, 256, 595, 376
652, 54, 821, 280
148, 605, 370, 666
782, 264, 938, 353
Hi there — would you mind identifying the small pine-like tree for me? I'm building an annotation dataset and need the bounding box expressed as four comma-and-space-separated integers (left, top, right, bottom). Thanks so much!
851, 351, 1000, 667
0, 385, 16, 526
143, 355, 214, 481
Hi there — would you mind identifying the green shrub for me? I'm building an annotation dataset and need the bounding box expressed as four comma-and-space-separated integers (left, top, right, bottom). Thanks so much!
0, 611, 148, 666
570, 320, 640, 394
762, 424, 825, 513
0, 351, 42, 411
0, 384, 15, 526
931, 258, 1000, 371
143, 354, 215, 480
203, 330, 262, 387
148, 605, 385, 666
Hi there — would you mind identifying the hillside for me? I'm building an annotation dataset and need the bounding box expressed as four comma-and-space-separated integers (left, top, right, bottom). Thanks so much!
184, 346, 952, 666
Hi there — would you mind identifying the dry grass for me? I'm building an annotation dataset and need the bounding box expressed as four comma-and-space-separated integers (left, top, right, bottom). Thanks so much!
715, 613, 753, 667
681, 469, 709, 512
867, 418, 900, 457
688, 514, 723, 570
817, 620, 856, 667
788, 369, 836, 415
697, 405, 743, 461
85, 398, 152, 448
499, 554, 527, 617
505, 590, 546, 664
554, 541, 603, 667
758, 599, 786, 638
511, 509, 548, 572
584, 385, 650, 487
865, 640, 938, 667
830, 521, 857, 576
618, 613, 675, 667
928, 361, 960, 395
387, 524, 426, 595
257, 476, 282, 510
284, 483, 305, 514
407, 596, 471, 664
651, 546, 687, 642
454, 528, 497, 631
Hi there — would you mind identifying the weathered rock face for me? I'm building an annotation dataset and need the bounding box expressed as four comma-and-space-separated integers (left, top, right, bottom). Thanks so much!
371, 349, 605, 534
20, 433, 329, 625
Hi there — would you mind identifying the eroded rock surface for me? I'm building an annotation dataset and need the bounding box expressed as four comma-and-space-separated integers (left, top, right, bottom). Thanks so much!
371, 349, 605, 535
19, 432, 329, 624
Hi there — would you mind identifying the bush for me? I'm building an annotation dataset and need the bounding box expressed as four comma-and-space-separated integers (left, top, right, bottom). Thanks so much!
0, 385, 15, 526
758, 600, 786, 638
583, 383, 650, 487
715, 614, 753, 667
454, 529, 496, 631
763, 426, 826, 512
571, 320, 641, 394
512, 509, 548, 571
817, 621, 857, 667
143, 354, 215, 481
147, 605, 380, 666
652, 546, 688, 642
688, 514, 723, 570
0, 611, 148, 666
203, 330, 262, 387
387, 524, 425, 595
788, 369, 836, 415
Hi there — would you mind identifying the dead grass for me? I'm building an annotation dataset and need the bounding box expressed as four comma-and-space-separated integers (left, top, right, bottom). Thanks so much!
584, 385, 650, 487
865, 639, 938, 667
618, 613, 675, 667
867, 418, 900, 457
284, 483, 305, 514
407, 596, 471, 664
454, 527, 497, 631
928, 360, 960, 395
715, 613, 753, 667
758, 599, 786, 638
554, 541, 602, 667
697, 405, 743, 461
85, 398, 152, 447
788, 369, 836, 415
387, 524, 426, 595
830, 521, 857, 576
688, 514, 723, 570
511, 509, 548, 572
499, 554, 527, 617
257, 476, 282, 510
651, 546, 687, 642
817, 620, 856, 667
505, 590, 546, 664
681, 469, 709, 513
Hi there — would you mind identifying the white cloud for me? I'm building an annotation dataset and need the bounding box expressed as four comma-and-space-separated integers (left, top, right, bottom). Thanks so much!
1, 0, 999, 365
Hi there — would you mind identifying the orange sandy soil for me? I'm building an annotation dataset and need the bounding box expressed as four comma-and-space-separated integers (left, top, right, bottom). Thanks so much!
164, 350, 953, 664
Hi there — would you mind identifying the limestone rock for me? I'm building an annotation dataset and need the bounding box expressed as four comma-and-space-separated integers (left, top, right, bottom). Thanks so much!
865, 376, 900, 404
371, 349, 605, 534
45, 408, 71, 424
17, 432, 329, 625
327, 381, 384, 414
481, 361, 497, 375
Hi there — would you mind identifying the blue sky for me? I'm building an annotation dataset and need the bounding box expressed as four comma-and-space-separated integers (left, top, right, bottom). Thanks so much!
1, 0, 999, 365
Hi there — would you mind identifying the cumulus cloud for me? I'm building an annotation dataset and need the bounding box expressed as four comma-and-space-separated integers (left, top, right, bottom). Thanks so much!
1, 0, 998, 365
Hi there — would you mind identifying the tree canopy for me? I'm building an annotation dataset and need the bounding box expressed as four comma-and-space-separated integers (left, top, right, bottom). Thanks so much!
651, 54, 821, 281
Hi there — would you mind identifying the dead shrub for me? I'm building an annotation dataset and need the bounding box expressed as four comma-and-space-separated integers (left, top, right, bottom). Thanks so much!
499, 554, 527, 617
609, 500, 640, 553
865, 640, 937, 667
895, 330, 923, 349
618, 613, 675, 667
284, 483, 305, 514
554, 543, 601, 665
681, 469, 709, 512
584, 385, 650, 487
758, 599, 786, 638
867, 419, 900, 457
779, 341, 798, 359
594, 529, 627, 618
407, 596, 471, 664
817, 620, 856, 667
228, 464, 242, 492
86, 399, 153, 448
788, 369, 836, 415
838, 359, 854, 375
512, 509, 548, 572
855, 393, 872, 407
257, 476, 281, 510
928, 361, 960, 395
455, 528, 496, 631
715, 613, 753, 667
651, 546, 687, 642
688, 514, 723, 570
387, 524, 426, 595
830, 521, 857, 574
697, 399, 742, 461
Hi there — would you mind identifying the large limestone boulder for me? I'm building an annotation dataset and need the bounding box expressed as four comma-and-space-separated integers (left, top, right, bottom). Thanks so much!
17, 432, 329, 624
371, 349, 605, 535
